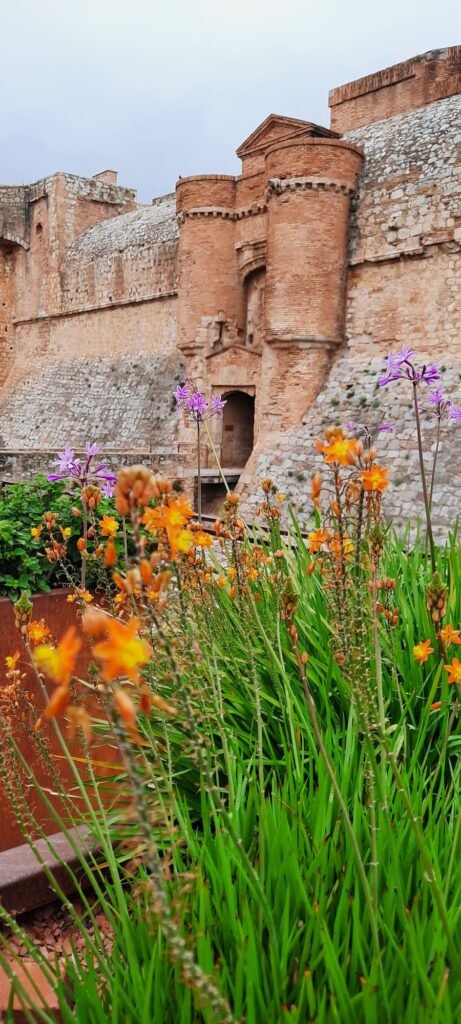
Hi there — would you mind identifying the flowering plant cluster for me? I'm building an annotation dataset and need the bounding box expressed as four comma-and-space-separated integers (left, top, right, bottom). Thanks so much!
174, 380, 226, 422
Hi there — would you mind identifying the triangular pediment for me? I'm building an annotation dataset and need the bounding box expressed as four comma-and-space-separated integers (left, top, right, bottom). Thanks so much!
236, 114, 337, 159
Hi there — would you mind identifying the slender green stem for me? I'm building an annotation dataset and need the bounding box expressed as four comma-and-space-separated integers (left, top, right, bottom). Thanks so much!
204, 419, 231, 494
197, 420, 202, 524
413, 383, 436, 572
429, 417, 441, 513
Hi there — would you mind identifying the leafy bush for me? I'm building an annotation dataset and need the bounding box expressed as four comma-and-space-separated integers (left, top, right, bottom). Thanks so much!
0, 476, 118, 599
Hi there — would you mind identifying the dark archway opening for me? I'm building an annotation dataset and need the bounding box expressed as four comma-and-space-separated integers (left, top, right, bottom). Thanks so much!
221, 391, 255, 468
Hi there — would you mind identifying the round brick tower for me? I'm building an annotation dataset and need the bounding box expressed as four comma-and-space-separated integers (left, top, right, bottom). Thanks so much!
264, 137, 363, 346
176, 175, 239, 357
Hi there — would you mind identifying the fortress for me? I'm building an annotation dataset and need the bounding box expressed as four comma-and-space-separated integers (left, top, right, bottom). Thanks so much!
1, 47, 460, 525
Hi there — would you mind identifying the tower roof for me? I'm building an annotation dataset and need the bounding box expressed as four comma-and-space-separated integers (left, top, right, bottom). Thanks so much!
236, 114, 338, 159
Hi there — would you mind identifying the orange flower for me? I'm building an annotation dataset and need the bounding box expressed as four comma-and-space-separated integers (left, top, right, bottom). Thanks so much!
30, 526, 43, 540
142, 495, 193, 533
308, 528, 331, 553
142, 497, 194, 560
5, 651, 20, 671
430, 701, 442, 712
99, 515, 119, 538
323, 438, 358, 467
92, 617, 152, 683
43, 685, 71, 721
444, 657, 461, 685
413, 639, 434, 664
27, 619, 52, 646
440, 624, 461, 646
360, 466, 390, 493
34, 627, 81, 686
310, 473, 322, 507
329, 533, 354, 560
193, 530, 213, 548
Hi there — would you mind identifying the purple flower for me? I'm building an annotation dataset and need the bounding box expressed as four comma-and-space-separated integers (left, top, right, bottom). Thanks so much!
378, 349, 440, 388
186, 392, 209, 419
101, 479, 115, 498
417, 364, 441, 386
85, 442, 102, 459
210, 394, 227, 417
174, 383, 192, 404
174, 382, 227, 422
48, 445, 117, 490
428, 387, 445, 406
449, 406, 461, 422
345, 420, 394, 440
53, 447, 79, 472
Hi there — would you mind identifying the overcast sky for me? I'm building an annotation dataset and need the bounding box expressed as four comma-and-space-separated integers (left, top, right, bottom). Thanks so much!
2, 0, 459, 202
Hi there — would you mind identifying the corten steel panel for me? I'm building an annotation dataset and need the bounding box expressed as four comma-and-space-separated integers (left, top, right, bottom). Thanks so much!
0, 590, 117, 852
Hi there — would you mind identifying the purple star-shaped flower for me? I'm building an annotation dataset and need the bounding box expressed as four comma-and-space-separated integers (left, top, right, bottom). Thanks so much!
175, 383, 192, 404
210, 394, 227, 417
53, 447, 78, 472
417, 364, 441, 386
85, 442, 102, 459
101, 479, 115, 498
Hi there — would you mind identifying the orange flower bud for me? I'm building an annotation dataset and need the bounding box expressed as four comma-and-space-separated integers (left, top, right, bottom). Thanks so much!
77, 537, 86, 552
104, 539, 117, 567
140, 559, 153, 585
114, 688, 137, 727
82, 607, 110, 638
151, 694, 178, 717
311, 472, 322, 503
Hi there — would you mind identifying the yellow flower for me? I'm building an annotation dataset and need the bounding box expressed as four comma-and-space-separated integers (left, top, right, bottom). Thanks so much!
323, 438, 358, 467
59, 526, 72, 540
276, 493, 286, 503
216, 576, 227, 588
440, 625, 461, 646
193, 530, 213, 548
5, 651, 20, 671
31, 526, 43, 540
99, 515, 119, 538
34, 627, 81, 686
27, 620, 52, 645
444, 657, 461, 684
360, 466, 390, 493
92, 617, 152, 683
413, 639, 434, 664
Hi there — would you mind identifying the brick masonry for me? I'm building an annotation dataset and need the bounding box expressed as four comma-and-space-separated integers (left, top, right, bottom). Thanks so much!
0, 47, 460, 529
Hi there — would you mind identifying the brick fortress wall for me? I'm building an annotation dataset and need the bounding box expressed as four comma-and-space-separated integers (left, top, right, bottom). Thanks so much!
0, 177, 183, 466
245, 56, 461, 532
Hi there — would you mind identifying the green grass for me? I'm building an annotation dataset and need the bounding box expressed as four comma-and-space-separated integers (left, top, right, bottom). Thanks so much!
1, 524, 461, 1023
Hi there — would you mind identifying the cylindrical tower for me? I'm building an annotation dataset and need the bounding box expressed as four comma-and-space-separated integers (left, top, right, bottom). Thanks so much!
264, 137, 363, 346
176, 175, 240, 357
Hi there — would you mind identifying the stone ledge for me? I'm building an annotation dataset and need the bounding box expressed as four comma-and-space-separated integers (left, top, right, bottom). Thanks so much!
0, 829, 95, 915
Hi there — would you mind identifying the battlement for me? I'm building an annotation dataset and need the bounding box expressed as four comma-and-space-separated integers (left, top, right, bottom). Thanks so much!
329, 46, 461, 132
